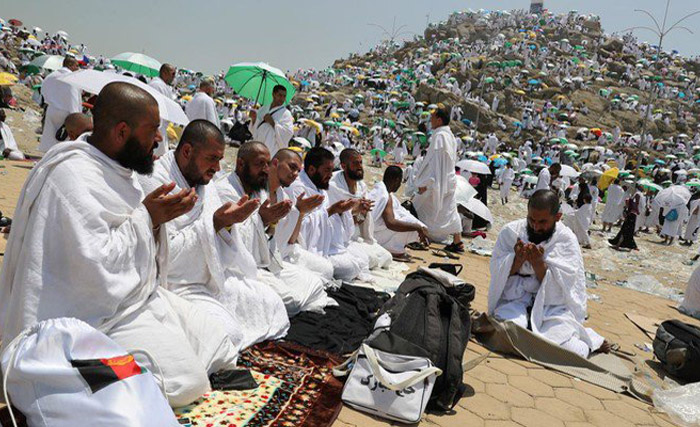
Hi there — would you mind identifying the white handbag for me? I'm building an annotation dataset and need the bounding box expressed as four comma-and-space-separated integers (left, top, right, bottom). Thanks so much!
1, 318, 179, 427
335, 344, 442, 424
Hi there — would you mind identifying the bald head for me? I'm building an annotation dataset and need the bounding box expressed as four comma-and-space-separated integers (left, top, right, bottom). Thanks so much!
528, 189, 560, 216
272, 148, 302, 187
63, 56, 79, 71
199, 78, 215, 95
176, 119, 224, 153
64, 113, 93, 141
92, 82, 158, 136
237, 141, 269, 163
273, 148, 301, 163
159, 63, 176, 84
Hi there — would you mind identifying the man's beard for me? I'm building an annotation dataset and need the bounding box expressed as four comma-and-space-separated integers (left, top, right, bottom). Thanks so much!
527, 222, 556, 244
116, 136, 155, 174
347, 168, 364, 181
182, 159, 210, 187
309, 170, 329, 190
241, 163, 267, 192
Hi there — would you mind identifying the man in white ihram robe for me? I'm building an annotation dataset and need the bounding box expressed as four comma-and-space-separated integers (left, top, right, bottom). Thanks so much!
249, 85, 294, 156
140, 124, 289, 351
0, 83, 239, 407
412, 109, 462, 246
38, 57, 82, 152
185, 79, 220, 128
499, 164, 515, 204
286, 147, 368, 281
682, 197, 700, 243
489, 190, 605, 358
148, 63, 178, 157
0, 110, 25, 160
601, 181, 625, 232
329, 149, 393, 270
265, 149, 335, 281
215, 142, 334, 316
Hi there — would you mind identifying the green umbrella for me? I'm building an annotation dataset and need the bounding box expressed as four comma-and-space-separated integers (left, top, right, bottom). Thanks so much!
484, 77, 495, 84
370, 148, 388, 157
224, 62, 296, 106
111, 52, 161, 77
521, 168, 533, 175
686, 181, 700, 188
323, 120, 340, 128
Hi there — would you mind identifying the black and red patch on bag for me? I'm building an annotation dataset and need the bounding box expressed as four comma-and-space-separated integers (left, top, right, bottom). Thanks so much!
71, 354, 145, 393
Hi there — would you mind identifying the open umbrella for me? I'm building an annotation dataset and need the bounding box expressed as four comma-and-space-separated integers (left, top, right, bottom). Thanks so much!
456, 159, 491, 175
655, 185, 691, 209
28, 55, 65, 73
8, 19, 23, 27
111, 52, 162, 77
0, 72, 18, 86
370, 148, 387, 158
58, 69, 188, 125
56, 30, 69, 38
224, 62, 295, 106
559, 164, 579, 178
455, 175, 478, 207
290, 137, 312, 150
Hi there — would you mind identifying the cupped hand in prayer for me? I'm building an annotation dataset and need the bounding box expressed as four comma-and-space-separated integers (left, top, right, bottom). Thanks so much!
143, 182, 198, 229
295, 192, 325, 215
328, 198, 355, 216
213, 195, 260, 231
259, 198, 293, 226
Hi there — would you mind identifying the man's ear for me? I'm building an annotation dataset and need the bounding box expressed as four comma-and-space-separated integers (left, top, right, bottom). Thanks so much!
113, 121, 130, 146
555, 212, 563, 222
181, 142, 193, 160
270, 158, 279, 169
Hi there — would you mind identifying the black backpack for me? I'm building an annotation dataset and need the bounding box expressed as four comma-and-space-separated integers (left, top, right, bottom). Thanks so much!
653, 319, 700, 382
228, 121, 252, 144
369, 270, 475, 412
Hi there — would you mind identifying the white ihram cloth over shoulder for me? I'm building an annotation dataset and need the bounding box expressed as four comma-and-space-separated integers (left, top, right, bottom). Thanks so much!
215, 172, 334, 316
680, 264, 700, 319
140, 151, 289, 351
412, 125, 461, 241
268, 185, 334, 281
601, 184, 625, 224
248, 104, 294, 156
286, 170, 367, 281
0, 138, 238, 407
38, 67, 82, 152
329, 171, 392, 270
185, 92, 220, 128
0, 121, 25, 159
367, 181, 425, 254
148, 76, 177, 157
488, 219, 604, 358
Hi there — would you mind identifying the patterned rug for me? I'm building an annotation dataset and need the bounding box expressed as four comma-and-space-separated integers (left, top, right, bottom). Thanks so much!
175, 341, 345, 427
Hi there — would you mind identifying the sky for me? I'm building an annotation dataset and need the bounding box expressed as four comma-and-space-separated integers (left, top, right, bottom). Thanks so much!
3, 0, 700, 75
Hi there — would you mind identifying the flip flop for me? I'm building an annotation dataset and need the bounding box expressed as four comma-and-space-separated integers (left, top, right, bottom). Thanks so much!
406, 242, 428, 251
444, 242, 465, 254
432, 249, 459, 260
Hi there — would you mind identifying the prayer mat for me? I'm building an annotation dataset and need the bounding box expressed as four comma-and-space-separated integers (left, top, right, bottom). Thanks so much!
472, 313, 653, 402
175, 341, 344, 427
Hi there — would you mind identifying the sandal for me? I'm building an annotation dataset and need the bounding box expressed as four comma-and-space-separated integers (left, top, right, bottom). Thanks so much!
406, 242, 428, 251
432, 249, 459, 260
444, 242, 465, 254
392, 253, 413, 263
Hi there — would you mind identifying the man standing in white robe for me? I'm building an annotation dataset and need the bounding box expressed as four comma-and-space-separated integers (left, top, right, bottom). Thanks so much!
140, 121, 289, 350
329, 148, 393, 270
38, 56, 82, 152
367, 165, 428, 258
0, 109, 26, 160
489, 190, 607, 358
393, 140, 407, 164
601, 179, 625, 233
266, 148, 335, 281
249, 84, 294, 156
185, 79, 220, 129
412, 107, 463, 252
681, 195, 700, 245
499, 163, 515, 204
535, 163, 561, 192
215, 141, 334, 315
0, 83, 239, 407
148, 63, 178, 157
661, 203, 689, 245
287, 147, 369, 281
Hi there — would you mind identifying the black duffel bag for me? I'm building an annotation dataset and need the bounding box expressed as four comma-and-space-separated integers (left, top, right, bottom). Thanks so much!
653, 319, 700, 382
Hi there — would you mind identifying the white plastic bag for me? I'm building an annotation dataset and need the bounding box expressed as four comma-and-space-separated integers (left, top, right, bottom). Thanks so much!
1, 318, 179, 427
653, 381, 700, 426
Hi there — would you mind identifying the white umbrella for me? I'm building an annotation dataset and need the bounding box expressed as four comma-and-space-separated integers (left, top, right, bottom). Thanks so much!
461, 197, 493, 223
25, 38, 41, 47
455, 175, 478, 207
56, 30, 69, 38
456, 159, 491, 175
32, 26, 43, 33
655, 185, 691, 209
559, 164, 579, 178
674, 169, 688, 175
291, 137, 312, 149
58, 69, 188, 125
29, 54, 64, 72
523, 175, 539, 184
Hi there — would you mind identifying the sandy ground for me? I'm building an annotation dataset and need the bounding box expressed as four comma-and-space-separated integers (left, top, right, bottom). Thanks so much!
2, 104, 700, 425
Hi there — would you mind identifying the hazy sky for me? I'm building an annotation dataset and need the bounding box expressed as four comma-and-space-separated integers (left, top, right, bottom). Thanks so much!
3, 1, 699, 74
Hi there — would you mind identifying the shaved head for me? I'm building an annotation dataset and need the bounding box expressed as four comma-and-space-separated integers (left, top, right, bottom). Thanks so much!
176, 119, 224, 153
339, 148, 361, 165
273, 148, 301, 163
237, 141, 268, 163
63, 56, 79, 71
272, 148, 302, 187
528, 189, 560, 215
64, 113, 93, 140
88, 82, 161, 174
92, 82, 158, 136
